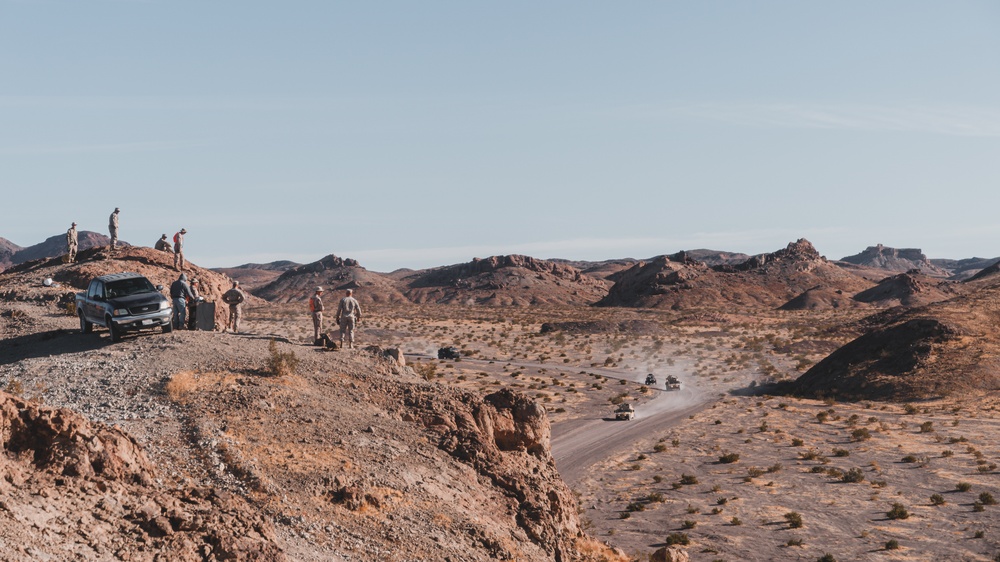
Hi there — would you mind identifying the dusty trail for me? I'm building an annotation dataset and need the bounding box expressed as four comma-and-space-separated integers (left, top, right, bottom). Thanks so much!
414, 353, 714, 487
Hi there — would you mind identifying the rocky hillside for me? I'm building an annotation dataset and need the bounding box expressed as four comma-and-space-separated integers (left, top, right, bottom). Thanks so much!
0, 245, 243, 328
599, 240, 874, 310
0, 297, 614, 561
840, 244, 949, 276
851, 271, 956, 307
0, 237, 21, 270
212, 260, 301, 291
793, 275, 1000, 401
9, 231, 114, 266
253, 254, 409, 304
402, 254, 609, 306
935, 256, 1000, 280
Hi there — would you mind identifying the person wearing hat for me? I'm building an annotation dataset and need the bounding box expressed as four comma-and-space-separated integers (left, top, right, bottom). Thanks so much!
108, 208, 120, 250
154, 234, 172, 252
66, 222, 78, 263
335, 288, 363, 349
169, 273, 196, 330
222, 280, 247, 333
309, 287, 325, 343
173, 228, 188, 271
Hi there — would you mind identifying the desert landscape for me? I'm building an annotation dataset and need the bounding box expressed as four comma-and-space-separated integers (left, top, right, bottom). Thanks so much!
1, 236, 1000, 561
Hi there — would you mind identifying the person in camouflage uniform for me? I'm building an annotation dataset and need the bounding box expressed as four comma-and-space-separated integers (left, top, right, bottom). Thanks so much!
154, 234, 172, 252
222, 281, 246, 333
335, 289, 363, 349
66, 222, 78, 263
173, 228, 187, 270
309, 287, 324, 342
108, 208, 120, 250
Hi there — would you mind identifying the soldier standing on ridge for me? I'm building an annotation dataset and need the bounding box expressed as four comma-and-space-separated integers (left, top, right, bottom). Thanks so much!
108, 208, 120, 250
66, 222, 78, 263
173, 228, 187, 270
154, 234, 171, 252
169, 273, 196, 330
222, 281, 246, 333
309, 287, 324, 343
335, 288, 363, 349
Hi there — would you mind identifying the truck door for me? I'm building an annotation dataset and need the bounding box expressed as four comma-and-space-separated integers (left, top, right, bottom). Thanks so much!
86, 280, 103, 322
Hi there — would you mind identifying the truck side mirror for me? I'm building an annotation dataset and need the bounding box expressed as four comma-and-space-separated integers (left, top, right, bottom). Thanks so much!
155, 285, 164, 291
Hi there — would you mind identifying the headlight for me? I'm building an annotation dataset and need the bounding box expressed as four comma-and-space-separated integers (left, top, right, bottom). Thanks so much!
159, 300, 170, 310
113, 308, 129, 316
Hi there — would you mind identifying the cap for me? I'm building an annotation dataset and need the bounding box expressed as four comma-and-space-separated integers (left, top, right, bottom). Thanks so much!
179, 273, 188, 281
191, 277, 199, 284
71, 222, 76, 226
316, 286, 324, 292
180, 228, 187, 234
114, 207, 120, 212
161, 234, 167, 239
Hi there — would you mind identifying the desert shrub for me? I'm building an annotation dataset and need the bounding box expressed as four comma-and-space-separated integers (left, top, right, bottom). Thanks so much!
665, 532, 690, 546
654, 443, 667, 453
920, 421, 934, 433
717, 497, 728, 505
711, 507, 722, 515
903, 404, 918, 414
979, 492, 997, 506
791, 438, 804, 447
887, 503, 909, 520
941, 449, 954, 458
730, 516, 743, 526
833, 448, 850, 457
719, 452, 740, 464
647, 492, 665, 503
746, 467, 765, 478
974, 530, 985, 539
816, 412, 829, 423
681, 520, 697, 529
619, 511, 630, 519
930, 494, 946, 506
266, 339, 299, 377
901, 455, 918, 463
885, 539, 899, 550
810, 466, 826, 474
800, 449, 820, 461
686, 505, 699, 514
680, 474, 699, 485
652, 475, 663, 483
974, 502, 985, 512
784, 511, 803, 528
767, 463, 783, 473
817, 555, 836, 562
787, 538, 804, 546
957, 482, 973, 492
841, 468, 865, 483
625, 502, 645, 512
851, 428, 871, 441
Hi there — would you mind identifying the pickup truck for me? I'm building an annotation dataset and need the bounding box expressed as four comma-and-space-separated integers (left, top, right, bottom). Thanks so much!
76, 272, 173, 342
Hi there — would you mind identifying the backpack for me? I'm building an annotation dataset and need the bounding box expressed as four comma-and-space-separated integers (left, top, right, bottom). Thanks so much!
223, 289, 244, 305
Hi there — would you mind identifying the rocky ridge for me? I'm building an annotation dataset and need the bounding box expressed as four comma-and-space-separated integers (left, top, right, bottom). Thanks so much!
840, 244, 949, 276
254, 254, 409, 305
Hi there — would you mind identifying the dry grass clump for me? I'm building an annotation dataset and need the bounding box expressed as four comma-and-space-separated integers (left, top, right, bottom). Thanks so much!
574, 536, 630, 562
165, 370, 201, 402
266, 339, 299, 377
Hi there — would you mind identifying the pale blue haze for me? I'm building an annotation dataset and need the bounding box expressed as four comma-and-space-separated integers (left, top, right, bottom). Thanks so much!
2, 1, 999, 271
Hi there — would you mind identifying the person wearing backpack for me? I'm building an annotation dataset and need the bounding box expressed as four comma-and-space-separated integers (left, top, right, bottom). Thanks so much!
173, 228, 187, 271
222, 280, 247, 333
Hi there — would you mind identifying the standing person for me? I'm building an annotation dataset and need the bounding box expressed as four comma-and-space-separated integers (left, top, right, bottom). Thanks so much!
335, 288, 363, 349
154, 234, 171, 252
169, 273, 196, 330
66, 222, 78, 263
173, 228, 187, 270
108, 208, 120, 250
187, 277, 201, 329
309, 287, 324, 343
222, 281, 246, 333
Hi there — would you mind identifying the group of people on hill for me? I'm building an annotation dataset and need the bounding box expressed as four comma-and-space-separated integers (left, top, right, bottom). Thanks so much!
310, 287, 363, 349
62, 208, 365, 347
65, 207, 188, 271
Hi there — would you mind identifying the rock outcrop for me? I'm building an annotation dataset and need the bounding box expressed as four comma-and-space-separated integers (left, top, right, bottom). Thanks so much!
599, 240, 873, 310
403, 254, 608, 306
840, 244, 949, 276
0, 237, 21, 271
0, 391, 284, 561
852, 271, 954, 307
254, 254, 409, 304
212, 260, 301, 291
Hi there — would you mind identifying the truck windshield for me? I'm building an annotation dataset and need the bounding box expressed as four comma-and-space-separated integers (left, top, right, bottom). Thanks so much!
105, 278, 157, 298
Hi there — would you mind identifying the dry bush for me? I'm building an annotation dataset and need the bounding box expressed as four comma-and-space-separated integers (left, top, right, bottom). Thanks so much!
573, 536, 630, 562
165, 370, 201, 402
266, 339, 299, 377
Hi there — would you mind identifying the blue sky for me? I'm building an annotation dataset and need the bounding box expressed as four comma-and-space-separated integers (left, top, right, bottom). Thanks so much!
3, 1, 999, 271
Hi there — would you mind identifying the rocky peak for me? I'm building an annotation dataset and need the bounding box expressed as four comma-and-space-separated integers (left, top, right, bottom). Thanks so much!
285, 254, 361, 275
840, 244, 948, 276
726, 239, 821, 272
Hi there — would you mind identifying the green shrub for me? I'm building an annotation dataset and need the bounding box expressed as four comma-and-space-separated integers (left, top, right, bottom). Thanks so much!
930, 494, 945, 506
979, 492, 997, 506
851, 428, 871, 441
681, 520, 697, 529
665, 532, 690, 546
885, 539, 899, 550
841, 468, 864, 483
887, 503, 909, 520
833, 448, 850, 457
730, 516, 743, 526
680, 474, 699, 485
719, 452, 740, 464
784, 511, 803, 528
957, 482, 973, 492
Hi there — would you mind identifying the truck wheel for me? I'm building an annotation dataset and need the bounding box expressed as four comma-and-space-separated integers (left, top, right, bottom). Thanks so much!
162, 322, 173, 334
79, 311, 93, 334
108, 319, 122, 343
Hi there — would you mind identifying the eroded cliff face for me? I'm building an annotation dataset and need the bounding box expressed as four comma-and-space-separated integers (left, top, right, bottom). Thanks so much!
402, 387, 583, 561
0, 391, 285, 561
